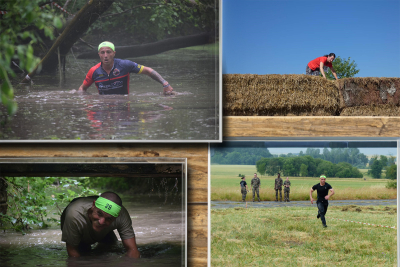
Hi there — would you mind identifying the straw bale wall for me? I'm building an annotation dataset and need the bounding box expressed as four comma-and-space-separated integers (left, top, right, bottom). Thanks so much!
337, 77, 400, 108
224, 74, 340, 116
223, 74, 400, 116
340, 104, 400, 116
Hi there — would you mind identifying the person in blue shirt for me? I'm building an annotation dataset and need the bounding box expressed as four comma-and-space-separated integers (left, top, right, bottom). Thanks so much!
78, 41, 174, 95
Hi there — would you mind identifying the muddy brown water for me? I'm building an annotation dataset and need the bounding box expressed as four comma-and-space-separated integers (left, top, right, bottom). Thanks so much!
1, 47, 219, 141
0, 196, 185, 267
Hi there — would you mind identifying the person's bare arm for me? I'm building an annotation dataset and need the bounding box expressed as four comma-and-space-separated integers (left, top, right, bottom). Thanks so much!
78, 83, 89, 92
122, 237, 140, 258
330, 66, 338, 80
319, 61, 327, 79
325, 188, 335, 200
310, 188, 315, 204
140, 66, 173, 95
66, 243, 81, 257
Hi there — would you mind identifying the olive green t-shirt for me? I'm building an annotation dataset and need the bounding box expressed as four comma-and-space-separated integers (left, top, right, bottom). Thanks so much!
61, 196, 135, 246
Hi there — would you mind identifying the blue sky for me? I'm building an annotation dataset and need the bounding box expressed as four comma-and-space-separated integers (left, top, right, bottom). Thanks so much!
222, 0, 400, 77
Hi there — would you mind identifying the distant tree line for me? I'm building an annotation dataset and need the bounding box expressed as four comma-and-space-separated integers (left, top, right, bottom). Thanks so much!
298, 148, 369, 168
211, 147, 273, 165
211, 147, 370, 167
256, 155, 363, 178
212, 146, 396, 179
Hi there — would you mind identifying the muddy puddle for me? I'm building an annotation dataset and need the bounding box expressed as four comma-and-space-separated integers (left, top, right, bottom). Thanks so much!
0, 196, 185, 267
1, 47, 219, 141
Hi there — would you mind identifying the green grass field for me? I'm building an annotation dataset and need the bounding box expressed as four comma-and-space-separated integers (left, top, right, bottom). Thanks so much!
211, 165, 396, 201
212, 205, 397, 267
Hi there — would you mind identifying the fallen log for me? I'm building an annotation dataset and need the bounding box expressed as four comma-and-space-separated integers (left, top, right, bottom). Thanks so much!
20, 0, 115, 83
77, 32, 213, 59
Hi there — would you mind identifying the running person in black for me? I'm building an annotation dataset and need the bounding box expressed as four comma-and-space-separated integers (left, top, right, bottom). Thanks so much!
310, 175, 335, 227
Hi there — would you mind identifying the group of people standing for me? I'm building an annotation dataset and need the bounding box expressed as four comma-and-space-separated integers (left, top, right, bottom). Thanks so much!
239, 174, 335, 228
240, 173, 291, 202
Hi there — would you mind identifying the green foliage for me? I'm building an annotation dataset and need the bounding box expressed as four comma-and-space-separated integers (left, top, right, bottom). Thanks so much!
307, 148, 368, 167
300, 163, 308, 177
385, 180, 397, 189
0, 177, 98, 232
368, 157, 384, 178
87, 0, 217, 43
212, 147, 273, 165
256, 156, 363, 178
325, 56, 360, 80
380, 155, 388, 167
86, 177, 182, 197
0, 0, 61, 116
385, 164, 397, 180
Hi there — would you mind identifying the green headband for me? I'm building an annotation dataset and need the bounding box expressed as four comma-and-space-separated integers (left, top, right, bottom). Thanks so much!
98, 41, 115, 52
95, 197, 121, 217
320, 175, 326, 179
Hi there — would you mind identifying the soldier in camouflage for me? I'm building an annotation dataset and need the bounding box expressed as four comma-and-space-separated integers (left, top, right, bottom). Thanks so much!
283, 177, 291, 202
240, 176, 248, 202
274, 173, 283, 202
251, 173, 261, 202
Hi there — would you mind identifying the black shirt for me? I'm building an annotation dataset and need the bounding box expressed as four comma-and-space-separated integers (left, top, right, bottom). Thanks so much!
240, 181, 247, 188
312, 183, 332, 202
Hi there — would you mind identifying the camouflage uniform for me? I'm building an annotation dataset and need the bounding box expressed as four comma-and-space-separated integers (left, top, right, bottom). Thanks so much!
283, 179, 291, 202
251, 176, 261, 202
274, 176, 283, 201
240, 180, 247, 202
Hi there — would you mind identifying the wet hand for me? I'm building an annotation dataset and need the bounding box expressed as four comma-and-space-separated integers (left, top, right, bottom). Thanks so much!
163, 84, 174, 95
126, 248, 140, 259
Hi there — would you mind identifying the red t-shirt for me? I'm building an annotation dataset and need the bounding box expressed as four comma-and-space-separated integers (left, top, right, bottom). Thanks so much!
308, 56, 333, 70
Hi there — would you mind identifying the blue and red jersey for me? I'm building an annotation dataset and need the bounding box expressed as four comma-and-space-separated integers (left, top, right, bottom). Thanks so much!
83, 58, 144, 94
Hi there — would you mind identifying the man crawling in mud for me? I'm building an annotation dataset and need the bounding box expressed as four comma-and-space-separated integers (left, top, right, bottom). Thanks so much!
61, 191, 140, 258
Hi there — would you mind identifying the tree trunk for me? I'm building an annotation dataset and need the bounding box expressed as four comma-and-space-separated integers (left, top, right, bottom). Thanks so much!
77, 32, 214, 59
21, 0, 115, 83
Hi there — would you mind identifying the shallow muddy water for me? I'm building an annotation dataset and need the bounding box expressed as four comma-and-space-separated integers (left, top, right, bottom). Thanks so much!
0, 196, 185, 267
1, 47, 219, 141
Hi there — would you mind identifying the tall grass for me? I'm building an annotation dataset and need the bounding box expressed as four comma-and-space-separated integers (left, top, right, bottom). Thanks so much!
212, 206, 397, 266
211, 165, 396, 201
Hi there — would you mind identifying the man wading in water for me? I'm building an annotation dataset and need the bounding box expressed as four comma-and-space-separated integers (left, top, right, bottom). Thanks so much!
61, 191, 140, 258
78, 41, 174, 95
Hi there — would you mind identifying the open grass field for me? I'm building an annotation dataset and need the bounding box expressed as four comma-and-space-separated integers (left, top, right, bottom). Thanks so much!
212, 205, 397, 266
211, 165, 396, 201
